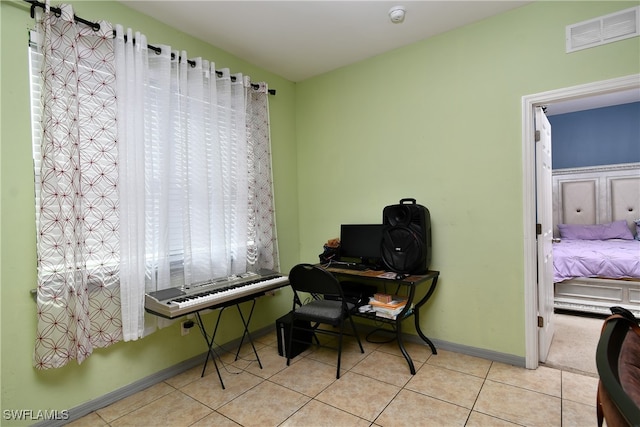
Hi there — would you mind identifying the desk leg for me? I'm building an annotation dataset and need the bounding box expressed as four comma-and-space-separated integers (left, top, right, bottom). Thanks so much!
413, 276, 438, 354
413, 308, 437, 354
195, 311, 225, 389
394, 317, 416, 375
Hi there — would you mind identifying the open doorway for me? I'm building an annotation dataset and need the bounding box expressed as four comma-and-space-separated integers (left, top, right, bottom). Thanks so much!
521, 74, 640, 370
539, 96, 639, 375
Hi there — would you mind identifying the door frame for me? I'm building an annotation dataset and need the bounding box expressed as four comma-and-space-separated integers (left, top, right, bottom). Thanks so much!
521, 74, 640, 369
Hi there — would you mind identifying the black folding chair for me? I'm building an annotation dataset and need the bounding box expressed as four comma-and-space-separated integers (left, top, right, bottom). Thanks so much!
286, 263, 364, 379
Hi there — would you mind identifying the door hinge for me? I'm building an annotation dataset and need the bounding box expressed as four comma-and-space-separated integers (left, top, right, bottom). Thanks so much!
535, 130, 541, 142
536, 223, 542, 235
538, 316, 544, 328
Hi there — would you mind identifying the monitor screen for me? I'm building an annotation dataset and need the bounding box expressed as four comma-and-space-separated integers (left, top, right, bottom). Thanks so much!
339, 224, 383, 262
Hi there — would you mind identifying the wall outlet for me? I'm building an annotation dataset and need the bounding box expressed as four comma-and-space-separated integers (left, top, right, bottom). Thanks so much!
181, 320, 193, 336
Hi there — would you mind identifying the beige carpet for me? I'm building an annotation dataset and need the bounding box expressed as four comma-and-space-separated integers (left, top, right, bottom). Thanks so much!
543, 312, 605, 376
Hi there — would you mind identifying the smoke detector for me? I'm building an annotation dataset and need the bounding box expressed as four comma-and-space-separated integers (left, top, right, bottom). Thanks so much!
389, 6, 406, 24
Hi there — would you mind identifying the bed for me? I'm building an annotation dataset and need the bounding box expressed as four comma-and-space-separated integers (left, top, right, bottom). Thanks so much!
552, 162, 640, 317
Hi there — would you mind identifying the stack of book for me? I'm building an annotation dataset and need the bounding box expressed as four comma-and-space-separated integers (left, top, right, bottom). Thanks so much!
369, 294, 410, 320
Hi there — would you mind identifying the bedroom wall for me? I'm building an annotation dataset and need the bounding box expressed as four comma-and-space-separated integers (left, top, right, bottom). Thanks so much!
1, 0, 639, 421
0, 0, 298, 421
550, 101, 640, 169
295, 1, 639, 357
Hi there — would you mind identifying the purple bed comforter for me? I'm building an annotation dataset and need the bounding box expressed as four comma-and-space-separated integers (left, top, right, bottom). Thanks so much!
553, 239, 640, 283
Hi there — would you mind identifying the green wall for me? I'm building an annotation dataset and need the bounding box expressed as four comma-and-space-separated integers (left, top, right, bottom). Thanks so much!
1, 0, 639, 422
0, 0, 297, 423
295, 1, 639, 354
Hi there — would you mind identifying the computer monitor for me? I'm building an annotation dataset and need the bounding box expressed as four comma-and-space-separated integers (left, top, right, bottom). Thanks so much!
339, 224, 383, 265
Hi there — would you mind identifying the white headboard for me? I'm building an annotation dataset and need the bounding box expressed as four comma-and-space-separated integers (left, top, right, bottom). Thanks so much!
552, 162, 640, 237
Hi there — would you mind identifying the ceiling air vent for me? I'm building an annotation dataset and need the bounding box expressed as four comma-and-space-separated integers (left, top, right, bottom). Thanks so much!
566, 6, 639, 53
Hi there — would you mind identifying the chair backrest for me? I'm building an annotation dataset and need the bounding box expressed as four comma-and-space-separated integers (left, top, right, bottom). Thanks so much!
288, 263, 344, 299
596, 309, 640, 427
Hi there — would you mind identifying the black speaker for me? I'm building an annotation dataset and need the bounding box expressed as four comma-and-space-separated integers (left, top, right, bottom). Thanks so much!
381, 198, 431, 274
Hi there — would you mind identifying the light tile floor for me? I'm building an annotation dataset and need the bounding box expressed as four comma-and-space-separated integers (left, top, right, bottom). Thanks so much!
68, 328, 599, 427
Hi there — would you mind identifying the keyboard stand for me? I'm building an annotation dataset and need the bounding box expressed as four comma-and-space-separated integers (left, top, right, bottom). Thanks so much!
233, 300, 263, 369
194, 295, 264, 390
195, 311, 225, 388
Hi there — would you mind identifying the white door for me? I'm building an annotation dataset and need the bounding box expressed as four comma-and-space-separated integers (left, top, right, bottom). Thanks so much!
535, 106, 555, 362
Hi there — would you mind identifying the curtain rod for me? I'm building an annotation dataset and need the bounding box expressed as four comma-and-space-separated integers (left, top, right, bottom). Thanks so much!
23, 0, 276, 96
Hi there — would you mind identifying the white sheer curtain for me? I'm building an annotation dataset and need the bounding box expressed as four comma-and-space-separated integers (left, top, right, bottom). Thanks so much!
114, 26, 161, 341
32, 7, 279, 367
113, 28, 280, 340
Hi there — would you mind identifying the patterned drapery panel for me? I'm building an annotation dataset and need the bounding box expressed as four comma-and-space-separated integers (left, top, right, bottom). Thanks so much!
247, 83, 280, 272
33, 4, 122, 369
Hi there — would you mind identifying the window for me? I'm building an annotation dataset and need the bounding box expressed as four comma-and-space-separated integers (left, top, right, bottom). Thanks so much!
30, 8, 279, 369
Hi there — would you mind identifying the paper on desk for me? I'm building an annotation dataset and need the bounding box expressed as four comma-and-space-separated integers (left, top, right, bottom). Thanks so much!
377, 272, 397, 279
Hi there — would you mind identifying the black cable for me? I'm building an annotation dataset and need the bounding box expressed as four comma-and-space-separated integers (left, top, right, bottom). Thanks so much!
23, 0, 276, 95
365, 327, 397, 344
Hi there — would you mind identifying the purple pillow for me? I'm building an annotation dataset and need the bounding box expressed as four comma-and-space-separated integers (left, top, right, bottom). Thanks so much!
557, 220, 634, 240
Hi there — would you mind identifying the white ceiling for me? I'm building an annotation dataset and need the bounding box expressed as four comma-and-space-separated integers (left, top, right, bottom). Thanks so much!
118, 0, 534, 82
118, 0, 639, 112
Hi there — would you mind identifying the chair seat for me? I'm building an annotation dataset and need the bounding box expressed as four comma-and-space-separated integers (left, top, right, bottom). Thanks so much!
294, 299, 354, 324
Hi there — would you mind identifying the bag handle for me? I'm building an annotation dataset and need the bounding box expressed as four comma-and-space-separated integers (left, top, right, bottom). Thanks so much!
399, 198, 416, 205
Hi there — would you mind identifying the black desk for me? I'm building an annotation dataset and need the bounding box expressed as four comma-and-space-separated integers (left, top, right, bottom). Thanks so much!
325, 266, 440, 375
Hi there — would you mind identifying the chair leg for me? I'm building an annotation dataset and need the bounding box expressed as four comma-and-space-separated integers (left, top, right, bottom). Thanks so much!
336, 320, 345, 379
348, 315, 364, 354
286, 316, 294, 367
310, 322, 321, 346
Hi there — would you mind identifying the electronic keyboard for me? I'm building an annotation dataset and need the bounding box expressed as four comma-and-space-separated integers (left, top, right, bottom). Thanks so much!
144, 269, 289, 319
